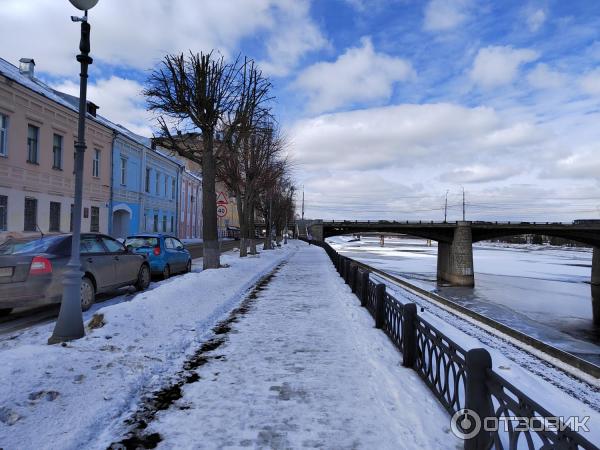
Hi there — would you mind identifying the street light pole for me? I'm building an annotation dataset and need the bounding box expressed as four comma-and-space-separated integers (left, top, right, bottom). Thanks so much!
444, 189, 449, 223
49, 0, 98, 344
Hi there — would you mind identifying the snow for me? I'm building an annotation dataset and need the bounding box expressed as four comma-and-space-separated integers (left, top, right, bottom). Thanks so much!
0, 246, 292, 449
137, 243, 459, 449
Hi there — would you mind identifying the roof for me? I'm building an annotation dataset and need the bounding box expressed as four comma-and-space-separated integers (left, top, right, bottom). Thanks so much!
0, 57, 184, 170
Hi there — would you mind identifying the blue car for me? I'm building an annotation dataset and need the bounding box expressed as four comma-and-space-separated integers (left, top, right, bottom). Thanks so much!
124, 234, 192, 279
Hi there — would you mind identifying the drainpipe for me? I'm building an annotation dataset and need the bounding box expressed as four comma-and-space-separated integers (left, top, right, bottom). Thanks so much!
140, 146, 147, 232
108, 131, 117, 236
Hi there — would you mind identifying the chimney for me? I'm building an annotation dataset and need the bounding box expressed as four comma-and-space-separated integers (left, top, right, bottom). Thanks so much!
19, 58, 35, 78
86, 101, 98, 117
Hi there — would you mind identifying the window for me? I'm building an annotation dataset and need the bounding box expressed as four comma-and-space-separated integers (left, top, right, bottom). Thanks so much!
164, 176, 168, 198
92, 149, 100, 177
70, 204, 74, 232
120, 156, 127, 185
153, 214, 158, 232
171, 178, 176, 200
0, 114, 8, 156
27, 125, 39, 164
145, 168, 151, 193
49, 202, 61, 232
155, 172, 160, 195
52, 134, 63, 170
90, 206, 99, 232
165, 237, 175, 249
162, 215, 167, 232
24, 197, 37, 231
0, 195, 6, 231
80, 235, 104, 254
170, 216, 174, 233
73, 151, 77, 174
102, 236, 125, 253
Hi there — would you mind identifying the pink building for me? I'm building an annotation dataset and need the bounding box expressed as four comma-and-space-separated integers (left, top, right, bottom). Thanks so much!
178, 170, 202, 239
0, 58, 112, 241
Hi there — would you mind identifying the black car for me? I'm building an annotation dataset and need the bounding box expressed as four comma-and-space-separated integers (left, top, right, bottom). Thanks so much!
0, 233, 151, 315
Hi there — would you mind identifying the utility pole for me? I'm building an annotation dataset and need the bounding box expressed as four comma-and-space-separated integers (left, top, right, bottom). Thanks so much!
444, 189, 449, 223
462, 186, 465, 221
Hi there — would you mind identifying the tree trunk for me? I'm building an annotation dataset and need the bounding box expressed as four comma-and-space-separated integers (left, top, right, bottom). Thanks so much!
263, 211, 272, 250
249, 204, 257, 255
202, 136, 220, 269
237, 193, 248, 257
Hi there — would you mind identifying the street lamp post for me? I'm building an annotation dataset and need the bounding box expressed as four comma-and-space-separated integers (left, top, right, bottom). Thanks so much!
49, 0, 99, 344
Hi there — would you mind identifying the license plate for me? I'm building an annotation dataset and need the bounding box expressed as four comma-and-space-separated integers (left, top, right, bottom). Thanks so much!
0, 267, 13, 277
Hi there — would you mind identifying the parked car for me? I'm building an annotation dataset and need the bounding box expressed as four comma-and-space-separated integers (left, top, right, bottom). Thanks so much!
124, 234, 192, 279
0, 233, 151, 316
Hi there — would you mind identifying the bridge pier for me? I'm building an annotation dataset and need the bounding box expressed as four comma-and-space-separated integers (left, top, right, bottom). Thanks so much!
592, 247, 600, 325
437, 221, 474, 287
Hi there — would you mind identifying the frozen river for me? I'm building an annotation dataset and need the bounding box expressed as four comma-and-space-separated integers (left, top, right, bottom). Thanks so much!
328, 236, 600, 366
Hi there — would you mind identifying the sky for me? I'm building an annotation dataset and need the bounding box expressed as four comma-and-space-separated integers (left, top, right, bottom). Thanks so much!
2, 0, 600, 221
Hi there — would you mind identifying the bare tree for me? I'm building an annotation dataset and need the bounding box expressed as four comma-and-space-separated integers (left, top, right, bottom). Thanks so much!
144, 52, 240, 269
217, 59, 273, 257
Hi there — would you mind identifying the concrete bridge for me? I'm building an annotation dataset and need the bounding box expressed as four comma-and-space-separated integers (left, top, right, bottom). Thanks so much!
301, 219, 600, 324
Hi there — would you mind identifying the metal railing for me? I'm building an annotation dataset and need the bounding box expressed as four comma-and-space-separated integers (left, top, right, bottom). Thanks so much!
305, 238, 597, 450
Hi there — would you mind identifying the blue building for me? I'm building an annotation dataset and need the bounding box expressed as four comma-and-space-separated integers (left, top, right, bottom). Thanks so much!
106, 123, 182, 238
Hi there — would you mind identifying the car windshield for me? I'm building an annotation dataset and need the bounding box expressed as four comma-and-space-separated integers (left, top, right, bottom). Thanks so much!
0, 236, 64, 255
125, 237, 159, 249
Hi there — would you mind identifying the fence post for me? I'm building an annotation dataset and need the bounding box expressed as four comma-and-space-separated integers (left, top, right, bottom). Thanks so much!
375, 283, 386, 328
351, 265, 358, 293
345, 259, 351, 284
464, 348, 493, 450
361, 271, 369, 307
401, 303, 417, 368
340, 256, 346, 278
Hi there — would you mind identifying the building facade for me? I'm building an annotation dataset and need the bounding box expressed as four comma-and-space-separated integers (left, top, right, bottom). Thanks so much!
179, 170, 202, 239
0, 58, 112, 241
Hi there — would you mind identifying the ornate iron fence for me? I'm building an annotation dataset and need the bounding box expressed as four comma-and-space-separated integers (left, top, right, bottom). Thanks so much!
305, 238, 598, 450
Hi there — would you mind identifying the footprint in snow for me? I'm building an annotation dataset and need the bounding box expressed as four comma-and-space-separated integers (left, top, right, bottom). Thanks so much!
0, 406, 21, 425
28, 390, 60, 402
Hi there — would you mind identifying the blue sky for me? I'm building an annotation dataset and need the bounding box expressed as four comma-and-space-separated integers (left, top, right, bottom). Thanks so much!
2, 0, 600, 221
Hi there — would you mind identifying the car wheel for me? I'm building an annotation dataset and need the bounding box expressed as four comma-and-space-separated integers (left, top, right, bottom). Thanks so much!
162, 264, 170, 280
136, 265, 151, 291
80, 277, 95, 312
0, 308, 13, 317
185, 259, 192, 273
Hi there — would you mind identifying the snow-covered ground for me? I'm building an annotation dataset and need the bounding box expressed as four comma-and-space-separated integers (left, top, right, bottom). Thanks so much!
123, 243, 459, 449
0, 246, 293, 449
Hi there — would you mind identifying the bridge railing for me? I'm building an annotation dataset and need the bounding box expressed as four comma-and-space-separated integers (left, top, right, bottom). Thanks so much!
303, 237, 597, 450
323, 220, 576, 226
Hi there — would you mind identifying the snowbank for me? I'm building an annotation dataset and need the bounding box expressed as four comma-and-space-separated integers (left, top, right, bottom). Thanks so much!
0, 246, 294, 450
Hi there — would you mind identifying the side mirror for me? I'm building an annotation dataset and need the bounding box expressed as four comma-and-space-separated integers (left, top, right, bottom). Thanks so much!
126, 245, 133, 252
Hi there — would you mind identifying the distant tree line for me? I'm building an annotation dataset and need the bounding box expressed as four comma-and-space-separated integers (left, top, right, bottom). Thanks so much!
490, 235, 589, 247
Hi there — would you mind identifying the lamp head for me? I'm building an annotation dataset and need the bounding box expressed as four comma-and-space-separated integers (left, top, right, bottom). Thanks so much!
68, 0, 99, 11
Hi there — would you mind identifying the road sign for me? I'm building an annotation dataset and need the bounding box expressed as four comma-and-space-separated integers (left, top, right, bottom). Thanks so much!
217, 204, 227, 218
216, 192, 228, 205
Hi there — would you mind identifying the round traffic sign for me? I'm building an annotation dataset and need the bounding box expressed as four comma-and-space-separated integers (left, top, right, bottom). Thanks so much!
217, 204, 227, 218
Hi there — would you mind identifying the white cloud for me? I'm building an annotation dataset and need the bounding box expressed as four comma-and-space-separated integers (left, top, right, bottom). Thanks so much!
423, 0, 470, 32
580, 69, 600, 95
294, 37, 414, 113
288, 103, 542, 171
526, 8, 546, 32
439, 165, 520, 183
526, 63, 567, 89
470, 46, 539, 88
53, 77, 152, 137
0, 0, 324, 78
257, 0, 328, 77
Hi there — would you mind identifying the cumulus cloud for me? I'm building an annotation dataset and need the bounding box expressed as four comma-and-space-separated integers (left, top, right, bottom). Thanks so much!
0, 0, 324, 78
526, 63, 567, 89
470, 46, 539, 88
53, 77, 152, 136
294, 37, 414, 113
423, 0, 470, 32
288, 103, 542, 171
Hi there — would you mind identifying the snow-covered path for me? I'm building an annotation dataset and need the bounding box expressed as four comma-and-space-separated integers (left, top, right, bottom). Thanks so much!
141, 244, 459, 449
